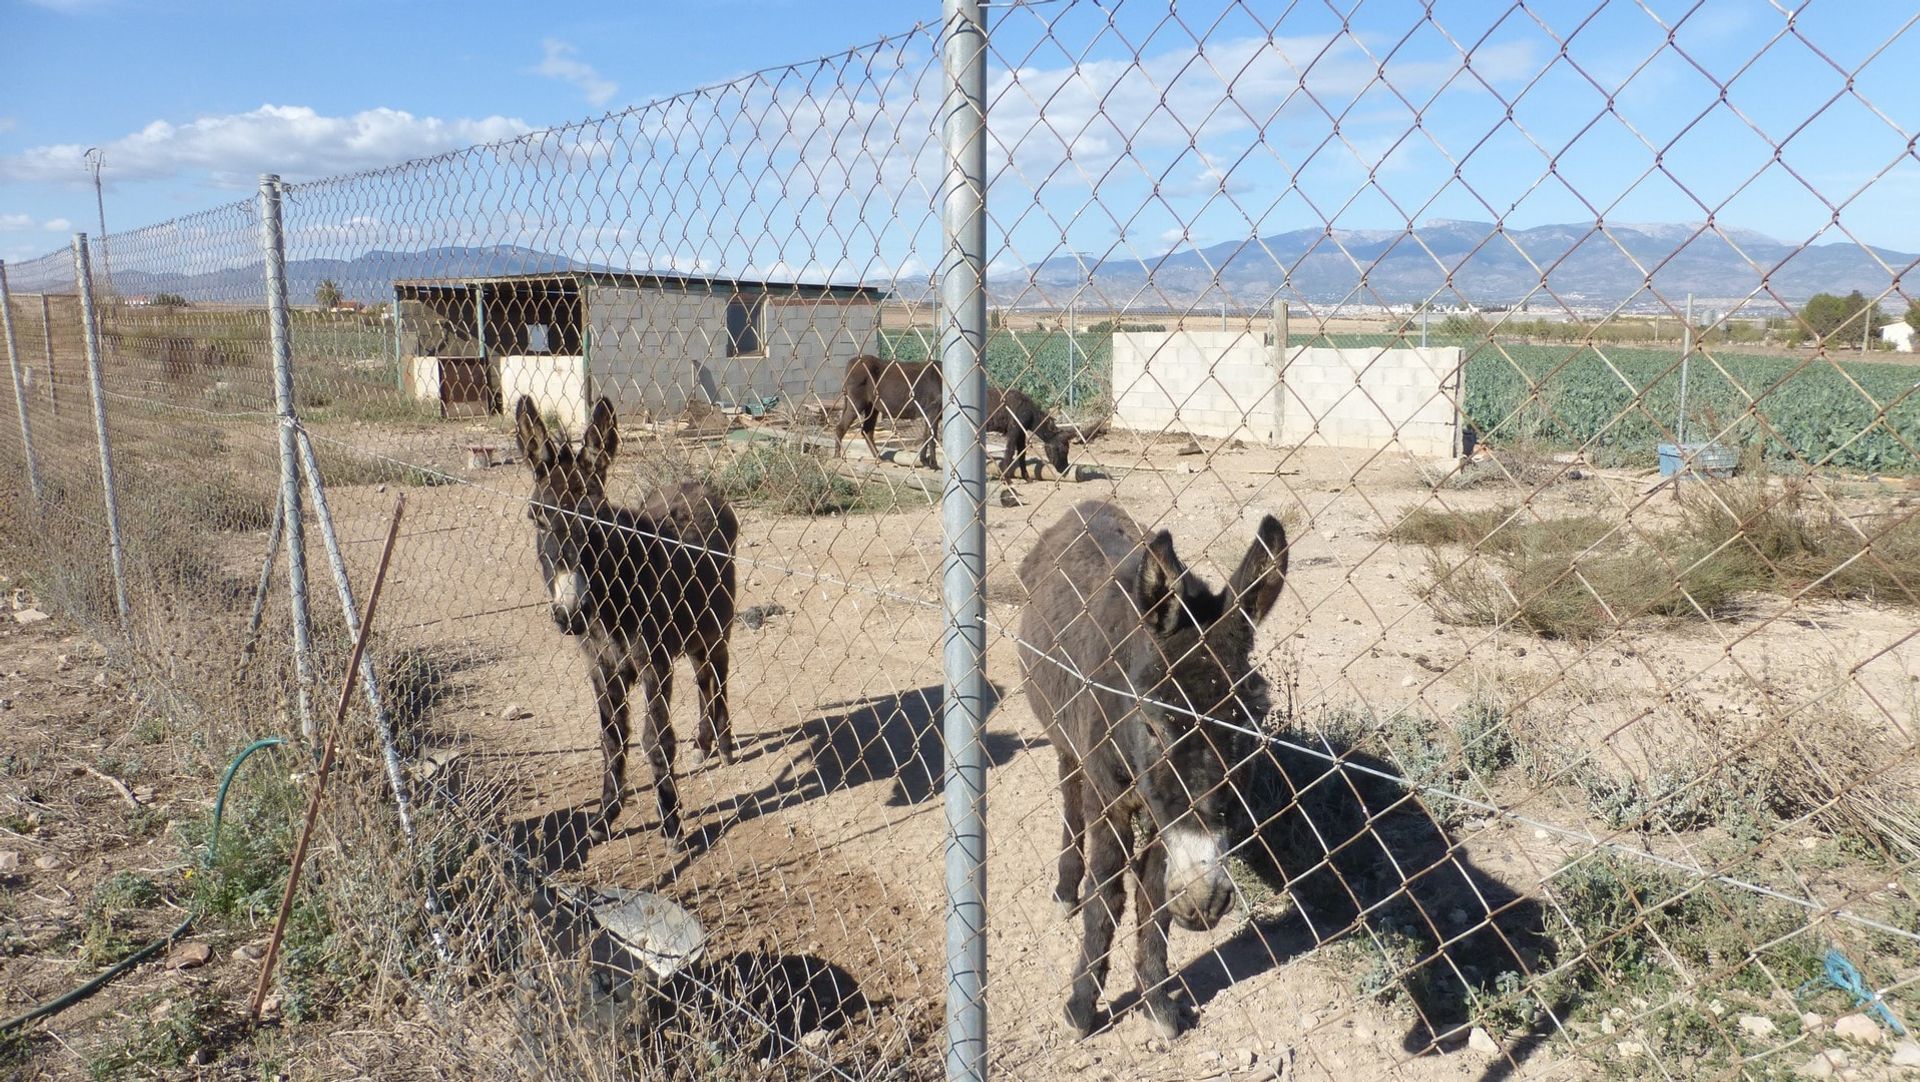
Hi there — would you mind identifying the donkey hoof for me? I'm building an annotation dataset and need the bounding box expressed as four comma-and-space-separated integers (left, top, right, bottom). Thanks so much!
1063, 997, 1101, 1039
1143, 997, 1190, 1041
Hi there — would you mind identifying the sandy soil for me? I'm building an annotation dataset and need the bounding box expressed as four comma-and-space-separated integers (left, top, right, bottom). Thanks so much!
253, 412, 1920, 1081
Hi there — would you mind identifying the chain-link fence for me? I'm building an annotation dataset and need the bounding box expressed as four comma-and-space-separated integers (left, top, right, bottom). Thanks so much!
3, 1, 1918, 1079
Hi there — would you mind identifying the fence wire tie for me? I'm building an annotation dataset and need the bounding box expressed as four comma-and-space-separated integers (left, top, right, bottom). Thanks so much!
1797, 947, 1910, 1037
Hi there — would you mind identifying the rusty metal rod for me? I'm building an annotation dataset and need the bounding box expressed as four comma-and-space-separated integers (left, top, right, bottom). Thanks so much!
248, 493, 406, 1023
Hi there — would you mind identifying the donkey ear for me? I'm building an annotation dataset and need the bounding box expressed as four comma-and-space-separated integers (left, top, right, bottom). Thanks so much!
1134, 529, 1185, 634
1227, 514, 1289, 626
582, 396, 620, 464
514, 396, 555, 470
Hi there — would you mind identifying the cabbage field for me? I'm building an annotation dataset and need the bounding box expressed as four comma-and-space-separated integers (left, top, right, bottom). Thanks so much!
883, 328, 1918, 473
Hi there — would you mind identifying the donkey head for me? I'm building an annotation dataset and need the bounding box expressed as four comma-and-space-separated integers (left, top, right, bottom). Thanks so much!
1035, 416, 1072, 476
1123, 515, 1288, 931
515, 395, 620, 635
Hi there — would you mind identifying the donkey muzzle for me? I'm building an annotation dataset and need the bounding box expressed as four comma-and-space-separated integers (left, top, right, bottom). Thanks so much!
1164, 825, 1234, 932
550, 570, 590, 635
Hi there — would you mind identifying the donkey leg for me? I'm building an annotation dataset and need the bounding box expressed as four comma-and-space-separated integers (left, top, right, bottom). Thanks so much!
692, 638, 733, 766
1133, 841, 1187, 1039
1054, 765, 1087, 918
590, 662, 633, 840
638, 662, 682, 844
1066, 814, 1130, 1038
861, 410, 884, 461
834, 400, 859, 458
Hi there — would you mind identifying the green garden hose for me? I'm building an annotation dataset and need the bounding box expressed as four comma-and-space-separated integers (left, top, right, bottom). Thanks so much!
0, 736, 288, 1035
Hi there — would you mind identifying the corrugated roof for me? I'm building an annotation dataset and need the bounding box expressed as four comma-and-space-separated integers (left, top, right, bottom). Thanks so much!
392, 268, 888, 298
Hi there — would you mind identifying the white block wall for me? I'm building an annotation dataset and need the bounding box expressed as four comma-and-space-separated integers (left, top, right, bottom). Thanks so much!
1111, 331, 1278, 443
1277, 346, 1462, 457
500, 354, 591, 430
1111, 332, 1462, 457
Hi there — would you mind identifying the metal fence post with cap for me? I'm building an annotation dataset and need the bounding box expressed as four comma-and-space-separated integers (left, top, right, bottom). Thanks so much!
940, 0, 990, 1077
71, 234, 131, 630
258, 173, 317, 742
0, 261, 45, 502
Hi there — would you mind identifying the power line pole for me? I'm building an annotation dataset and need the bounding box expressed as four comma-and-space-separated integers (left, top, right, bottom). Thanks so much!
83, 149, 112, 295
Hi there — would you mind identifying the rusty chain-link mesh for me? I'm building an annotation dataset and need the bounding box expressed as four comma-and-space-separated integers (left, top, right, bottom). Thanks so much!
2, 2, 1917, 1079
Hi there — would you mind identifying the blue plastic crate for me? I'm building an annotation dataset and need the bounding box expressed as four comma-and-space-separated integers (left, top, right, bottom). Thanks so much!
1657, 441, 1738, 478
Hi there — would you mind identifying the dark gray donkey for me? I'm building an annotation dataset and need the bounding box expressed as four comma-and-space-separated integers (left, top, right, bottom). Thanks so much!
515, 396, 739, 844
1017, 501, 1287, 1038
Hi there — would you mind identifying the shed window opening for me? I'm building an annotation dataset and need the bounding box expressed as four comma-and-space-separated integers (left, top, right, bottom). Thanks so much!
726, 293, 766, 357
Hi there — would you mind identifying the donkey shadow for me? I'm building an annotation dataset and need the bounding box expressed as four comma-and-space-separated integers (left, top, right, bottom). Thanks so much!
1207, 732, 1566, 1068
1063, 729, 1565, 1068
685, 682, 1036, 854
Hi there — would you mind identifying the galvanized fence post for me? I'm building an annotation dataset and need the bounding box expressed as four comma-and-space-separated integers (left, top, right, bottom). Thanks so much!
0, 262, 45, 502
258, 174, 317, 742
39, 295, 58, 418
70, 235, 131, 630
940, 1, 990, 1078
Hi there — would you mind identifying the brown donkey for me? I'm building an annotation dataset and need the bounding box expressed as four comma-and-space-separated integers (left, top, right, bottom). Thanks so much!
515, 396, 739, 844
1017, 501, 1288, 1038
834, 354, 1073, 478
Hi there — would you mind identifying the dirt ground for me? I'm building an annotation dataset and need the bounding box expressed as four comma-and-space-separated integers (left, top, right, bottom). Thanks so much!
6, 407, 1916, 1079
282, 409, 1919, 1081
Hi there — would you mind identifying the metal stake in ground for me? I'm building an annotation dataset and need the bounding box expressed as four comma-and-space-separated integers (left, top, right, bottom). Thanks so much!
247, 493, 406, 1023
258, 173, 317, 742
71, 235, 130, 630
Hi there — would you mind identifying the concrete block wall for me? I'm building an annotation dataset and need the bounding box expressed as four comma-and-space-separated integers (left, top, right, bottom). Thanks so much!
1111, 331, 1461, 457
1111, 331, 1278, 443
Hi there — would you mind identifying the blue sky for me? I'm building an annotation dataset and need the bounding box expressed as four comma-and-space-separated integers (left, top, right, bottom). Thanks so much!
2, 0, 1915, 299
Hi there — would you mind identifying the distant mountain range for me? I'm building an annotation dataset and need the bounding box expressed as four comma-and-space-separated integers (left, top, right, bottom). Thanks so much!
106, 222, 1915, 311
109, 245, 590, 305
1012, 220, 1916, 309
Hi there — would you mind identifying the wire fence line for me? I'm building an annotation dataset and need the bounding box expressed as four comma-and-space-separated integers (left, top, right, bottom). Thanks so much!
2, 1, 1918, 1079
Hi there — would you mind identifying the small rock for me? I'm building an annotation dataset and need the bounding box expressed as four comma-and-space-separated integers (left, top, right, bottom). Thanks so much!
33, 853, 60, 871
1176, 439, 1204, 456
232, 942, 266, 963
1708, 1000, 1726, 1017
1510, 646, 1527, 658
998, 487, 1022, 508
55, 653, 71, 671
1145, 1036, 1168, 1054
1468, 1027, 1499, 1054
92, 671, 109, 687
1889, 1040, 1920, 1068
500, 703, 532, 721
1229, 1048, 1256, 1070
1615, 1040, 1644, 1058
166, 942, 212, 970
1600, 1015, 1616, 1035
798, 1029, 830, 1051
1196, 1050, 1223, 1068
1533, 828, 1551, 841
133, 785, 156, 804
1797, 1050, 1846, 1079
0, 850, 18, 872
1400, 675, 1418, 688
1834, 1014, 1885, 1046
12, 608, 49, 625
1739, 1015, 1778, 1041
1803, 1013, 1825, 1030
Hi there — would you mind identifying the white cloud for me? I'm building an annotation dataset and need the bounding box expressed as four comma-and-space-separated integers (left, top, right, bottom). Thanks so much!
42, 217, 71, 231
0, 105, 532, 186
535, 39, 619, 108
0, 214, 34, 230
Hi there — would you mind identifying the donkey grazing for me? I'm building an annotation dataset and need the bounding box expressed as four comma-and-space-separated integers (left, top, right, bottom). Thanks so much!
515, 396, 739, 844
1017, 502, 1288, 1038
833, 355, 1072, 479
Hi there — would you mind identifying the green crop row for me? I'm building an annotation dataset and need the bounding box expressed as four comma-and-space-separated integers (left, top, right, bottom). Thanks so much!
878, 329, 1112, 417
1454, 341, 1920, 474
